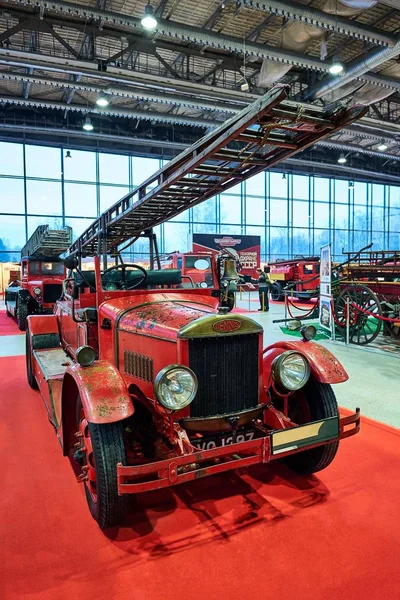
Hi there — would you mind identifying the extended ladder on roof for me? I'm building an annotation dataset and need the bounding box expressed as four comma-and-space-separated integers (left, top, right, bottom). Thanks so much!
22, 225, 73, 260
68, 85, 367, 259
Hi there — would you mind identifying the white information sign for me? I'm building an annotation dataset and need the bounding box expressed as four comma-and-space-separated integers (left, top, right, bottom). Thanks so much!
319, 244, 332, 333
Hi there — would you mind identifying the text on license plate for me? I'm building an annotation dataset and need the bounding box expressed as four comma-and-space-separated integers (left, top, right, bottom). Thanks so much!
192, 431, 254, 451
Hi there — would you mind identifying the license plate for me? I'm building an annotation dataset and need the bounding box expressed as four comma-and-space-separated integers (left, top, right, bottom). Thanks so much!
192, 431, 255, 451
271, 417, 339, 455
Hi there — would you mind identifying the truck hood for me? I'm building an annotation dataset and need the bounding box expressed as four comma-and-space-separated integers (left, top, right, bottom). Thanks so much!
100, 293, 219, 341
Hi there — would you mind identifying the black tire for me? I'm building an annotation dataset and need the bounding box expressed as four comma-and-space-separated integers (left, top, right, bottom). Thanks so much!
25, 329, 38, 390
6, 304, 11, 317
78, 406, 129, 529
17, 299, 28, 331
270, 282, 283, 302
283, 378, 339, 475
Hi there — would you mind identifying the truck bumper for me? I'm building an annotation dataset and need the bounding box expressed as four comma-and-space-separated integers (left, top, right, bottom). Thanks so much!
117, 409, 360, 494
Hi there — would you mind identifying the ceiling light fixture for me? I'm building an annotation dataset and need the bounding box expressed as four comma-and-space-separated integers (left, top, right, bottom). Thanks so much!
377, 141, 388, 152
338, 153, 347, 164
282, 173, 287, 180
329, 58, 344, 75
96, 94, 109, 107
349, 180, 354, 189
141, 3, 157, 30
65, 150, 72, 160
83, 116, 94, 132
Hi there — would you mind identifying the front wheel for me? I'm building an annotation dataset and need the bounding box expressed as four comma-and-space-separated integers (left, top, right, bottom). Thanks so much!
77, 402, 129, 529
17, 299, 28, 331
25, 328, 38, 389
284, 378, 339, 475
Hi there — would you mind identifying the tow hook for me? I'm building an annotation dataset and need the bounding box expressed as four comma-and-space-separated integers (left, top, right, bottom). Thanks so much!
225, 416, 240, 443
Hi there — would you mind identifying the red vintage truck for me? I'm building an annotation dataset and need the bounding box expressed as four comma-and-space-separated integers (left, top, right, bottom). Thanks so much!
268, 257, 320, 301
24, 86, 364, 529
5, 226, 72, 330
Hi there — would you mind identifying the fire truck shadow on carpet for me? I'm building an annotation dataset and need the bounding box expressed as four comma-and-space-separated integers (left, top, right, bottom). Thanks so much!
105, 465, 330, 558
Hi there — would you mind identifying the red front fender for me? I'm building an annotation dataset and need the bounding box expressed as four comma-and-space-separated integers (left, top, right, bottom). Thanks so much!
61, 361, 134, 455
263, 340, 348, 387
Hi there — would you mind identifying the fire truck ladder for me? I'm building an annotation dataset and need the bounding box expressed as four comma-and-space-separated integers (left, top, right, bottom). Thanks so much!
21, 225, 73, 260
68, 85, 367, 260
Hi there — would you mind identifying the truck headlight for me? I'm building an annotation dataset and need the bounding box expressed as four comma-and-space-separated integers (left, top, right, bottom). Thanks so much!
272, 351, 310, 391
154, 365, 197, 410
33, 287, 41, 295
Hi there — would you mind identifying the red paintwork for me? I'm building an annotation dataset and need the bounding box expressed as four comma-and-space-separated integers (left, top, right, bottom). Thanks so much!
63, 362, 134, 423
263, 340, 348, 385
268, 258, 320, 297
28, 253, 356, 494
161, 251, 215, 287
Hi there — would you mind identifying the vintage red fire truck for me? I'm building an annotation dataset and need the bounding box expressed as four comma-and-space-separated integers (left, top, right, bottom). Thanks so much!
268, 256, 320, 301
5, 226, 72, 330
25, 87, 364, 529
161, 251, 214, 287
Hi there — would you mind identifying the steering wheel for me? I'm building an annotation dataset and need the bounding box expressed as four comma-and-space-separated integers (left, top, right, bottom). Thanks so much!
101, 263, 147, 290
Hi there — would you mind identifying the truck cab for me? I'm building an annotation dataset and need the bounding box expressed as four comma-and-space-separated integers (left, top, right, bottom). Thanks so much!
6, 257, 66, 330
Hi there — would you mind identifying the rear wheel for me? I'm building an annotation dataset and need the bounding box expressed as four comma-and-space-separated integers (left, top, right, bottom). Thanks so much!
283, 378, 339, 475
17, 299, 28, 331
6, 303, 11, 317
270, 282, 283, 302
76, 400, 129, 529
25, 328, 38, 390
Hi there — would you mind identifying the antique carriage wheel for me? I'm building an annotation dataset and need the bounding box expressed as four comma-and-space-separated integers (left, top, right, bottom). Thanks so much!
284, 378, 339, 475
76, 399, 129, 529
334, 284, 382, 345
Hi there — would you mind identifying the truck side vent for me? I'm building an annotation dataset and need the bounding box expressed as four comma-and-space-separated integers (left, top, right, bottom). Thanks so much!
124, 350, 154, 383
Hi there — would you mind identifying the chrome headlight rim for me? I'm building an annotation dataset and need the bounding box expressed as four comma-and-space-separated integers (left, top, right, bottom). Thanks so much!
154, 364, 198, 411
272, 350, 310, 391
33, 286, 41, 295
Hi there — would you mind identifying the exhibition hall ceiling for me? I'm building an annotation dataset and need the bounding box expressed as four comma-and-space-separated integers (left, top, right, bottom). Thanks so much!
0, 1, 399, 181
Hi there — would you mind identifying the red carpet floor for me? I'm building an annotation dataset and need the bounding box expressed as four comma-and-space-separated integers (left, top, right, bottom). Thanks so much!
0, 309, 23, 335
1, 356, 400, 600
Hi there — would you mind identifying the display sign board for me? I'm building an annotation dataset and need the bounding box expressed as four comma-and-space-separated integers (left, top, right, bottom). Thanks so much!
190, 233, 260, 279
319, 244, 332, 333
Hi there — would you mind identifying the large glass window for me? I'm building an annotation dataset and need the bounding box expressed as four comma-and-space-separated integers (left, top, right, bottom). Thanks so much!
26, 180, 62, 216
132, 157, 160, 186
25, 146, 61, 179
63, 149, 96, 182
292, 175, 309, 200
100, 186, 130, 213
220, 194, 241, 224
0, 142, 24, 176
245, 172, 265, 196
0, 178, 25, 214
99, 153, 129, 185
1, 141, 398, 266
65, 183, 97, 217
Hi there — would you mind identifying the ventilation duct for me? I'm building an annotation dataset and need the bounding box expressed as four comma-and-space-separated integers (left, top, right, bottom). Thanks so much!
258, 0, 378, 87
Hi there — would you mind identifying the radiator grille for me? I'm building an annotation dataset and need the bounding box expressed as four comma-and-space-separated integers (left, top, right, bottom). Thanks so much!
124, 350, 154, 383
188, 333, 259, 418
43, 284, 62, 303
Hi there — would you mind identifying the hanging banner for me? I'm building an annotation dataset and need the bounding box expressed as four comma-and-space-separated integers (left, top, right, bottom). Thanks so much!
319, 244, 332, 332
190, 233, 260, 279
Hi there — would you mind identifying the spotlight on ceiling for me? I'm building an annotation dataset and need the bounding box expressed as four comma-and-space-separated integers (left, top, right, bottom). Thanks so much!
83, 116, 94, 132
240, 78, 249, 92
349, 180, 354, 189
141, 3, 157, 30
282, 173, 287, 180
96, 94, 109, 107
329, 58, 344, 75
338, 153, 347, 164
65, 150, 72, 160
377, 141, 388, 152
